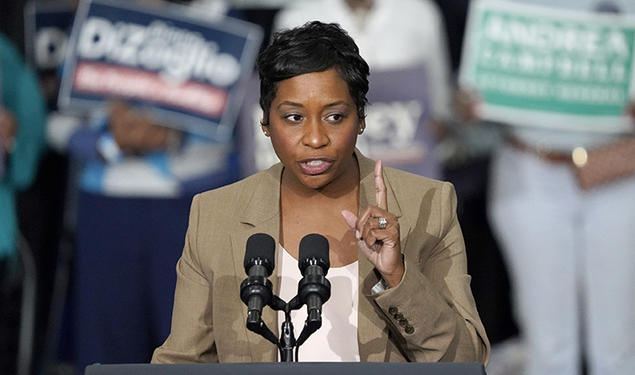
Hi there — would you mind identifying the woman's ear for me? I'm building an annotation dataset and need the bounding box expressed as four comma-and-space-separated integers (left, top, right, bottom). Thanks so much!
261, 124, 270, 137
358, 119, 366, 135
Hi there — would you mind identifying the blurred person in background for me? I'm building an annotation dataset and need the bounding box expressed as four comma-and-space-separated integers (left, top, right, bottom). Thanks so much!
49, 0, 245, 372
273, 0, 453, 137
0, 31, 47, 374
432, 0, 517, 350
458, 1, 635, 375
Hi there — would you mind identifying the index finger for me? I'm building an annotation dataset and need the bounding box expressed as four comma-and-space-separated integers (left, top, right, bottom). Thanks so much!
375, 160, 387, 210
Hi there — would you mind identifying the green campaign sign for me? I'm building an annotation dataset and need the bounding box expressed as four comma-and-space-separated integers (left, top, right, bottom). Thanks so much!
459, 0, 635, 132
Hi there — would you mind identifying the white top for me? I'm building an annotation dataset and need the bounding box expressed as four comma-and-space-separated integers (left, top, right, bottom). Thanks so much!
277, 244, 360, 361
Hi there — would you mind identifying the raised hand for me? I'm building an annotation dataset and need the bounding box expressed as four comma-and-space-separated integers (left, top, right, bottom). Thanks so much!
341, 160, 404, 287
0, 108, 17, 153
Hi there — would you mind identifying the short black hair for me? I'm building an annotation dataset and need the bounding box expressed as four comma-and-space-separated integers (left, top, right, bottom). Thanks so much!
257, 21, 370, 126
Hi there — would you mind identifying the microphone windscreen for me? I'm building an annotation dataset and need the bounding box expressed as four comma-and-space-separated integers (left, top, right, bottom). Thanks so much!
244, 233, 275, 275
299, 233, 330, 271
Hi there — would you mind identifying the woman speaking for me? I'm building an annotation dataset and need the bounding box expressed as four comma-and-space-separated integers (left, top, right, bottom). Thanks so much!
152, 21, 489, 364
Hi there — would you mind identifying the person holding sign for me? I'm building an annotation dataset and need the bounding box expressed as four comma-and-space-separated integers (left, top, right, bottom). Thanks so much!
152, 21, 489, 363
0, 32, 46, 260
457, 2, 635, 375
0, 31, 46, 375
60, 1, 245, 372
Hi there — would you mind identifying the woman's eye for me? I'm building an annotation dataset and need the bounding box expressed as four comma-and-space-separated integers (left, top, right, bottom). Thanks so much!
326, 113, 344, 122
284, 114, 303, 123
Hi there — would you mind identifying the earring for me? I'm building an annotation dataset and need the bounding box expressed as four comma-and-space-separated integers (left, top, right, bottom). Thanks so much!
358, 127, 365, 135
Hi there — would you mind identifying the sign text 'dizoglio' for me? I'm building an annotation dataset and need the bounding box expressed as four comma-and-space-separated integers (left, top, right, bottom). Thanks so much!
76, 18, 241, 87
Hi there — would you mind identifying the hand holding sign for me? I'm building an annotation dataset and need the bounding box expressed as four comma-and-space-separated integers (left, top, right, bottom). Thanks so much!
453, 87, 483, 124
341, 160, 404, 287
0, 108, 17, 153
109, 102, 179, 154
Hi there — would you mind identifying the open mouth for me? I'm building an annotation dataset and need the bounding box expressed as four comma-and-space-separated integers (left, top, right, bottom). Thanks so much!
298, 159, 333, 175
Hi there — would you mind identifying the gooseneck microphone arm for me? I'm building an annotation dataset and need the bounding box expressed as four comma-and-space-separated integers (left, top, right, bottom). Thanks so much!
278, 302, 295, 362
265, 295, 296, 361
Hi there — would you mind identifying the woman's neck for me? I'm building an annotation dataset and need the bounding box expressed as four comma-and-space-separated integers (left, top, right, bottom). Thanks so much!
278, 154, 360, 267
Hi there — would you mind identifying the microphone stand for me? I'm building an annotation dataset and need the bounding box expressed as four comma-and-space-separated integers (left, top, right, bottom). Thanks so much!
269, 296, 297, 362
279, 310, 295, 361
245, 293, 320, 362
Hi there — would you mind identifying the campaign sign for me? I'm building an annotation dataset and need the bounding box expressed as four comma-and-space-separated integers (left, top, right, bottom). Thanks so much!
237, 66, 440, 179
460, 0, 635, 132
59, 0, 263, 141
24, 1, 75, 72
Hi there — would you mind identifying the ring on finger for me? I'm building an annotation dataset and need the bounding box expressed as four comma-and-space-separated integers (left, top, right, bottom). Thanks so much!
378, 217, 388, 229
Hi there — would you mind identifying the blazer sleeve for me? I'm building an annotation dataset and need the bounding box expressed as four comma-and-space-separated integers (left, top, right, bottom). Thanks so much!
151, 194, 219, 363
370, 182, 491, 364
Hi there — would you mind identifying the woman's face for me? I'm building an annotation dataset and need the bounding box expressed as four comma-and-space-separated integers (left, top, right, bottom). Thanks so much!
265, 68, 363, 191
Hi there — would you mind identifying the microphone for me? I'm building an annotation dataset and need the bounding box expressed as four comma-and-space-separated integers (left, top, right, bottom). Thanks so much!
240, 233, 275, 327
296, 233, 331, 346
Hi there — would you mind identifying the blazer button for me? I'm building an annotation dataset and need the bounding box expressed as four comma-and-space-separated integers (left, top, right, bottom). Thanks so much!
399, 318, 408, 327
394, 312, 404, 320
388, 306, 398, 315
405, 325, 414, 334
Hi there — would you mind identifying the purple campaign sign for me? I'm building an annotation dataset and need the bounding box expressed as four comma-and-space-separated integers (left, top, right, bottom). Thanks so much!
59, 0, 262, 141
237, 66, 440, 179
235, 74, 275, 177
358, 66, 439, 178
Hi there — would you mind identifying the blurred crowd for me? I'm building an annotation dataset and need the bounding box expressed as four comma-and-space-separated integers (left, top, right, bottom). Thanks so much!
1, 1, 633, 375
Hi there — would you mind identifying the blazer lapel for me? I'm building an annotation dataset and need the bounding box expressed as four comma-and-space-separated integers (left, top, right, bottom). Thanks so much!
355, 150, 411, 361
230, 164, 283, 362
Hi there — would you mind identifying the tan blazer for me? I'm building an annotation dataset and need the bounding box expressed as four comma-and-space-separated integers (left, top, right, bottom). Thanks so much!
152, 150, 490, 364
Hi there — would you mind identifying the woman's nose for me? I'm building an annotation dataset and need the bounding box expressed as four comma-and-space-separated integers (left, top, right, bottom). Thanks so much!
302, 119, 329, 148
